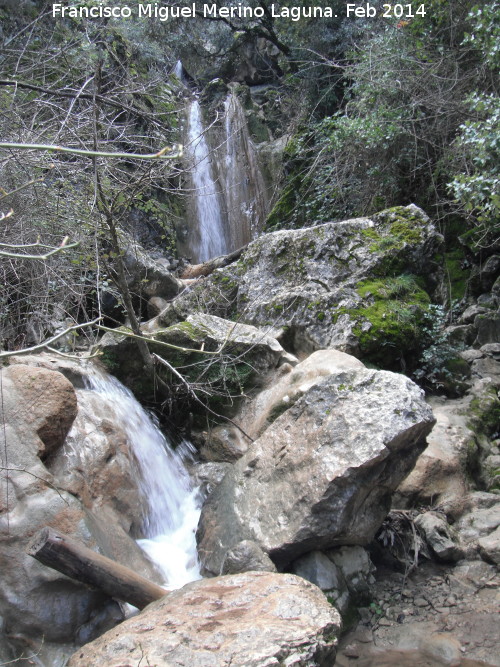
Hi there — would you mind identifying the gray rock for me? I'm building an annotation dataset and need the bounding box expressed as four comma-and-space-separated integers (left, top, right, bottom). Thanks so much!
471, 356, 500, 383
183, 312, 286, 375
326, 545, 376, 596
200, 423, 250, 462
481, 343, 500, 358
197, 363, 435, 575
147, 295, 169, 319
192, 461, 232, 498
459, 305, 488, 325
68, 572, 342, 667
121, 237, 184, 300
475, 311, 500, 346
98, 312, 286, 408
164, 205, 443, 360
480, 255, 500, 290
444, 324, 476, 346
395, 395, 475, 520
291, 551, 350, 615
456, 502, 500, 547
221, 540, 277, 574
235, 349, 365, 442
414, 512, 464, 562
477, 292, 499, 308
478, 526, 500, 565
459, 348, 484, 362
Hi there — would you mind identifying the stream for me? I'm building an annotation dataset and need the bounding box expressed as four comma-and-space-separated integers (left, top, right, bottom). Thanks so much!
84, 369, 201, 590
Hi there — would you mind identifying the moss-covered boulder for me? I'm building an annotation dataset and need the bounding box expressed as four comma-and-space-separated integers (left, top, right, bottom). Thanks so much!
97, 313, 287, 416
164, 205, 443, 370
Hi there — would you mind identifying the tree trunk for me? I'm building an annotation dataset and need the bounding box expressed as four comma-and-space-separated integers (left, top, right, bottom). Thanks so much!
27, 527, 168, 610
180, 245, 246, 279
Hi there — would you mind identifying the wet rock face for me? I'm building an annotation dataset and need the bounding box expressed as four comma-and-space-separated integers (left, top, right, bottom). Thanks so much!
68, 571, 342, 667
196, 362, 435, 575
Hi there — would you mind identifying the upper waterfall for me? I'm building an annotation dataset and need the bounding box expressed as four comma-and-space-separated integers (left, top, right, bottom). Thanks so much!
182, 90, 269, 264
222, 91, 269, 250
185, 98, 228, 263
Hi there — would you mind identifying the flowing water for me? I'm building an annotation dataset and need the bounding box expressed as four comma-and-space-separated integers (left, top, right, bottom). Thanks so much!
222, 92, 268, 250
185, 98, 228, 262
84, 368, 201, 590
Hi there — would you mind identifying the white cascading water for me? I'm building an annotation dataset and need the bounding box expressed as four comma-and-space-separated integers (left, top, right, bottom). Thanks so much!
84, 368, 201, 590
186, 98, 228, 262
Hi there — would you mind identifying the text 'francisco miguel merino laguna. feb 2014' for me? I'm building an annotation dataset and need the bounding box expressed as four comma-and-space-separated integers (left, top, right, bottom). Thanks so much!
51, 3, 427, 22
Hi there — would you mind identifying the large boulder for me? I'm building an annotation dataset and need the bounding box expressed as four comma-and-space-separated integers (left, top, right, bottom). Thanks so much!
121, 236, 184, 300
68, 571, 342, 667
5, 364, 77, 458
98, 312, 288, 412
0, 360, 159, 654
394, 395, 475, 520
196, 360, 435, 575
160, 205, 443, 364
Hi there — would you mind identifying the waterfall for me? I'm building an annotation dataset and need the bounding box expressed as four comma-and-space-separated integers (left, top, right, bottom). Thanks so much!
173, 60, 184, 82
185, 98, 228, 263
84, 369, 201, 590
222, 91, 269, 250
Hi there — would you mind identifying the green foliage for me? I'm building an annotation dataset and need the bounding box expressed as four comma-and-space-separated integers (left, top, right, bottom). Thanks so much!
266, 0, 499, 251
448, 93, 500, 244
413, 304, 468, 394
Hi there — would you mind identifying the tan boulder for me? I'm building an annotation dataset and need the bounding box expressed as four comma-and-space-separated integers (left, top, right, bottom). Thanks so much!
68, 571, 341, 667
6, 364, 77, 457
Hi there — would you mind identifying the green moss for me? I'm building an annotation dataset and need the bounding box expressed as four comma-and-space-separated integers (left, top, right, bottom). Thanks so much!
468, 389, 500, 438
361, 227, 381, 241
390, 220, 423, 244
341, 275, 431, 366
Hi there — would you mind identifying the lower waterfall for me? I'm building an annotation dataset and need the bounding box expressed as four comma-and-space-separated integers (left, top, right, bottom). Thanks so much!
84, 368, 201, 590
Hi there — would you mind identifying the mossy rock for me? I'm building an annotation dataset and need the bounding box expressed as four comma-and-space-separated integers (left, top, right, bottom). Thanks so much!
468, 388, 500, 439
343, 275, 431, 368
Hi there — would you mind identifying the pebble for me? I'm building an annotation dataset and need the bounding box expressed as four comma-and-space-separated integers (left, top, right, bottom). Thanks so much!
414, 597, 429, 607
353, 627, 373, 643
378, 618, 392, 626
342, 644, 360, 658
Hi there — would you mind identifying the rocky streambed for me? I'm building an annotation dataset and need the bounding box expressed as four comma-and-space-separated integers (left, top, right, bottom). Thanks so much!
1, 205, 499, 666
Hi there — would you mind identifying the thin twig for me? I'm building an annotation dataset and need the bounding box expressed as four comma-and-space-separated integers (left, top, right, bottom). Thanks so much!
0, 317, 101, 359
152, 353, 254, 442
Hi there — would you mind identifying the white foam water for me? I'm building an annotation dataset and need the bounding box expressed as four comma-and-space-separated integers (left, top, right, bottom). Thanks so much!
84, 368, 201, 590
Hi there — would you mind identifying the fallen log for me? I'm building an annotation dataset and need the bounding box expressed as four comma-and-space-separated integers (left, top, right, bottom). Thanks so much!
27, 527, 168, 610
180, 244, 246, 279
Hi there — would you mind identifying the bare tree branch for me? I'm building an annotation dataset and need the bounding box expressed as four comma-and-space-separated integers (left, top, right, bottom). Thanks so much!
152, 352, 254, 442
0, 318, 102, 360
0, 237, 80, 260
0, 141, 183, 160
